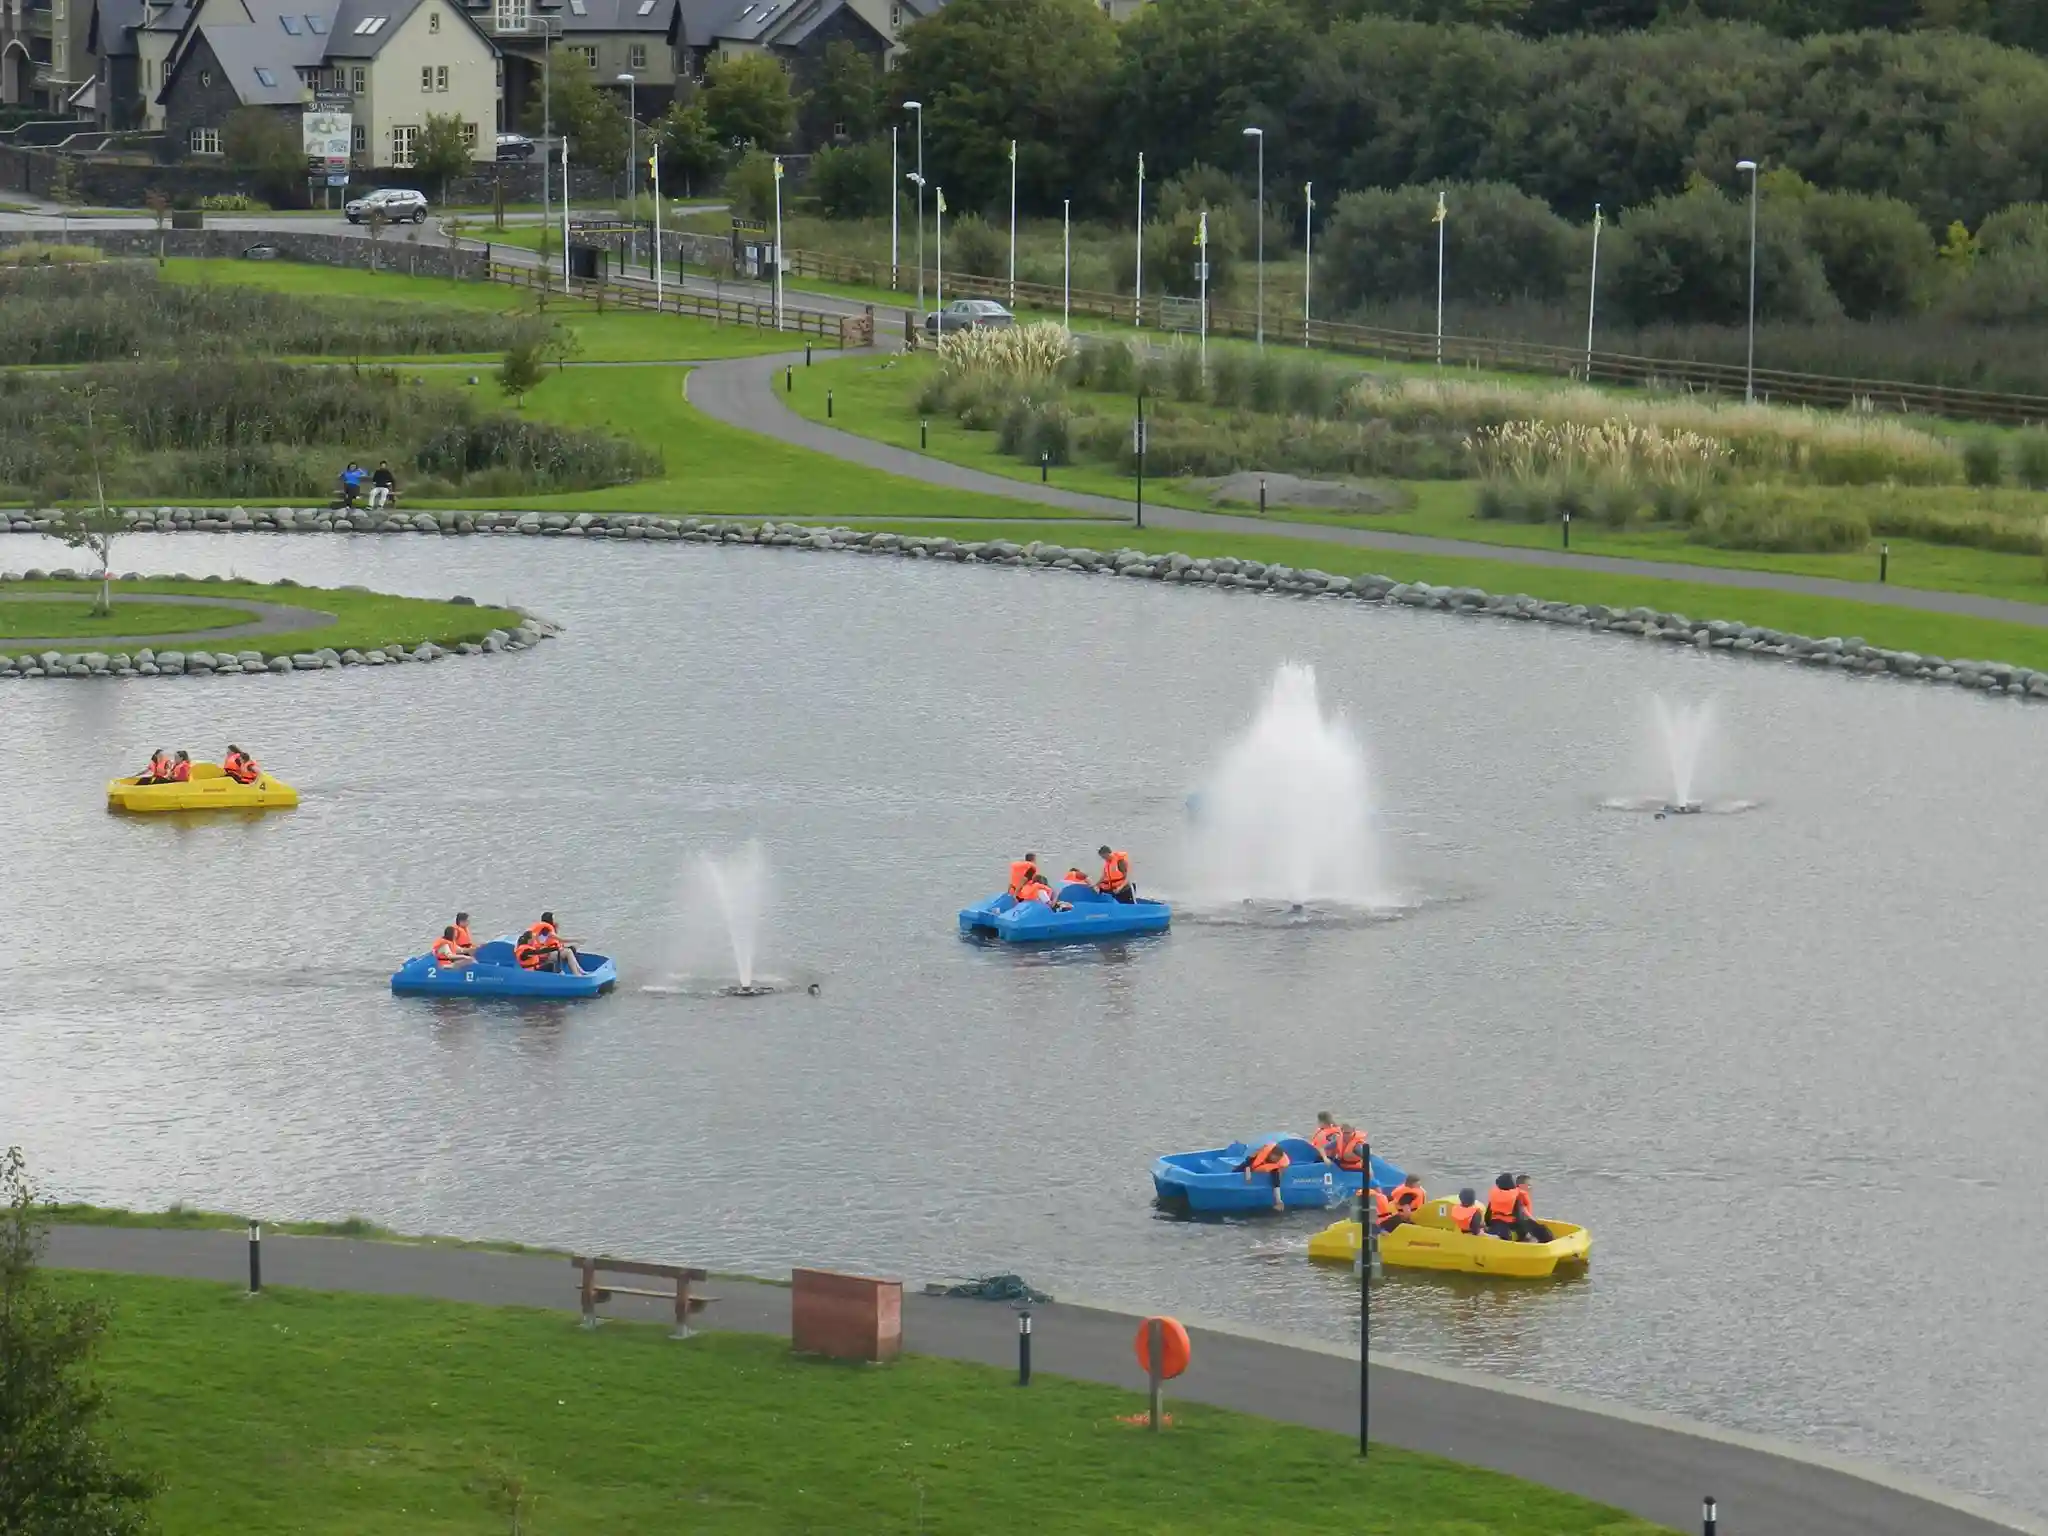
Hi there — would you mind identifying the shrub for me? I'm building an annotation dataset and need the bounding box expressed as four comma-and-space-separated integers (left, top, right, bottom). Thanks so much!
1610, 185, 1837, 327
1318, 182, 1579, 315
1247, 351, 1286, 414
2014, 429, 2048, 490
1166, 341, 1204, 401
0, 243, 100, 267
1209, 350, 1251, 407
808, 140, 891, 220
1797, 191, 1935, 320
1961, 435, 2005, 487
945, 215, 1006, 281
725, 149, 779, 223
936, 320, 1072, 379
1692, 498, 1870, 553
197, 192, 267, 212
1284, 359, 1346, 419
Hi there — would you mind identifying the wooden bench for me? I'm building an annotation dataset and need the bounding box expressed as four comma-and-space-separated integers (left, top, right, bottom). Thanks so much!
571, 1256, 716, 1339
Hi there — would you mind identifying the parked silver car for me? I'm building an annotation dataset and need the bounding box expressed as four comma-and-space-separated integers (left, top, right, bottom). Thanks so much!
924, 298, 1015, 335
345, 188, 429, 224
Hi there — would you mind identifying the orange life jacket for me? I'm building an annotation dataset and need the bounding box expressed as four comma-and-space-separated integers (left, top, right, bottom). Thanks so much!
1007, 860, 1036, 898
1097, 850, 1130, 892
1063, 870, 1090, 887
1369, 1187, 1392, 1220
514, 934, 543, 969
452, 923, 472, 950
533, 920, 558, 946
1309, 1125, 1341, 1159
1333, 1131, 1366, 1170
1514, 1185, 1533, 1215
146, 752, 171, 779
1487, 1185, 1521, 1223
1246, 1141, 1290, 1174
1392, 1181, 1425, 1211
1450, 1201, 1485, 1234
169, 759, 191, 782
1017, 879, 1052, 903
432, 938, 462, 965
224, 752, 258, 785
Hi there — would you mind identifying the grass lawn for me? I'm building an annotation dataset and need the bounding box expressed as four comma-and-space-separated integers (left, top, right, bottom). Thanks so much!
860, 518, 2048, 671
0, 578, 524, 662
44, 1203, 568, 1258
65, 1271, 1666, 1535
414, 365, 1092, 519
161, 259, 800, 362
0, 597, 258, 639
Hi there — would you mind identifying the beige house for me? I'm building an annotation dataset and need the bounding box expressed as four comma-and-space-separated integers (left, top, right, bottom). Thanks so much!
156, 0, 498, 170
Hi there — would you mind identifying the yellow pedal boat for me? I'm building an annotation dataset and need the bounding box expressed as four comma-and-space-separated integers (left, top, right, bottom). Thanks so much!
107, 763, 299, 814
1308, 1199, 1591, 1279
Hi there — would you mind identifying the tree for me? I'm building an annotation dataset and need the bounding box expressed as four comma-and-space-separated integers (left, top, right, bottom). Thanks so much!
725, 147, 779, 223
414, 112, 475, 203
891, 0, 1119, 216
496, 322, 575, 406
1796, 190, 1936, 319
221, 106, 303, 202
527, 49, 628, 170
0, 1147, 158, 1535
796, 39, 879, 147
1316, 182, 1578, 314
40, 385, 127, 615
808, 139, 891, 219
654, 101, 722, 195
1608, 183, 1837, 325
702, 52, 796, 151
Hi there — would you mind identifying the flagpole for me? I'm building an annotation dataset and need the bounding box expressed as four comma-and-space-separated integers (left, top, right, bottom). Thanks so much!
773, 155, 785, 332
1585, 203, 1602, 382
1134, 151, 1144, 328
651, 145, 662, 309
1303, 180, 1314, 346
1434, 188, 1446, 367
1197, 208, 1208, 376
890, 126, 899, 291
1062, 197, 1070, 330
936, 187, 945, 325
1008, 138, 1017, 307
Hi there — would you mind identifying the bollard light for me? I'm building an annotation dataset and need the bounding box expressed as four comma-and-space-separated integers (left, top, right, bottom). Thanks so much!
920, 418, 928, 450
1702, 1496, 1717, 1536
247, 1220, 262, 1294
1880, 542, 1889, 584
1016, 1306, 1033, 1386
1562, 510, 1571, 549
805, 341, 813, 366
827, 389, 834, 419
1259, 476, 1267, 515
785, 365, 793, 393
1040, 450, 1049, 483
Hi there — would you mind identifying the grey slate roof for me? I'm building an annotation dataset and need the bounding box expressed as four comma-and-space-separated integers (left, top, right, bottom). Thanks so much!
325, 0, 425, 55
199, 9, 328, 101
545, 0, 678, 33
677, 0, 882, 49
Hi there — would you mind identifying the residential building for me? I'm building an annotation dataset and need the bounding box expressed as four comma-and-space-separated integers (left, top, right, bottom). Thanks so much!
676, 0, 930, 81
472, 0, 679, 140
1, 0, 97, 111
156, 0, 498, 169
89, 0, 191, 129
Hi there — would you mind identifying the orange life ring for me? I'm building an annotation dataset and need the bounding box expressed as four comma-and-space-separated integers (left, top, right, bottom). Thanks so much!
1132, 1315, 1191, 1380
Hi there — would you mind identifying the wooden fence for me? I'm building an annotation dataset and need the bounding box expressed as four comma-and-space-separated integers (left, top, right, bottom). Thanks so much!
486, 260, 871, 348
778, 246, 2048, 426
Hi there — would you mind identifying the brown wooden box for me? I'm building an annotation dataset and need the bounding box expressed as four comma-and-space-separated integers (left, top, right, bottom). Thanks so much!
791, 1267, 903, 1362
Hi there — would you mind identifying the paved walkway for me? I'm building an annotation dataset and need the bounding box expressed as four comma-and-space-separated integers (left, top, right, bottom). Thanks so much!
687, 351, 2048, 632
0, 591, 336, 649
46, 1225, 2037, 1536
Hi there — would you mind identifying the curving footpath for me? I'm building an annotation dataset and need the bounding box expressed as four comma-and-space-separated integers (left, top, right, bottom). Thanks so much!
0, 590, 337, 650
46, 1224, 2039, 1536
686, 351, 2048, 631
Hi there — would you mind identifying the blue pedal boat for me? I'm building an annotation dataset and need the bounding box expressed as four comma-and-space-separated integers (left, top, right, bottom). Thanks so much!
958, 883, 1171, 943
390, 937, 618, 999
1152, 1135, 1406, 1213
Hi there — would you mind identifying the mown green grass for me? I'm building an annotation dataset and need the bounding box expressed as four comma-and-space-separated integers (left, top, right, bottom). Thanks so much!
43, 1203, 567, 1257
0, 597, 258, 639
0, 578, 523, 662
61, 1271, 1668, 1536
858, 519, 2048, 669
413, 365, 1092, 519
161, 259, 798, 362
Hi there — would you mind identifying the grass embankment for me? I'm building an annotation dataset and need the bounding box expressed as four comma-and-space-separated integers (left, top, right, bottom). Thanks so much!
417, 365, 1091, 519
0, 598, 258, 640
64, 1270, 1666, 1535
861, 518, 2048, 671
44, 1203, 566, 1257
162, 259, 798, 363
0, 578, 523, 660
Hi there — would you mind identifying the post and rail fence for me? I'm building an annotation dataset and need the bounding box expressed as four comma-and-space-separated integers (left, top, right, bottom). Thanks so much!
484, 260, 871, 349
774, 245, 2048, 427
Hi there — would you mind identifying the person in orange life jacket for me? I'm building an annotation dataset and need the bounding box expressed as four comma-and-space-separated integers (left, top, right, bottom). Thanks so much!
1448, 1188, 1487, 1236
450, 913, 474, 957
137, 748, 174, 784
1332, 1125, 1367, 1170
1234, 1140, 1290, 1211
1015, 873, 1069, 911
1006, 853, 1041, 900
514, 929, 546, 970
1095, 845, 1135, 903
1512, 1173, 1554, 1243
1062, 867, 1092, 889
431, 927, 466, 967
168, 751, 192, 783
221, 745, 260, 785
1308, 1111, 1341, 1161
532, 911, 586, 975
1389, 1173, 1427, 1215
1486, 1173, 1554, 1242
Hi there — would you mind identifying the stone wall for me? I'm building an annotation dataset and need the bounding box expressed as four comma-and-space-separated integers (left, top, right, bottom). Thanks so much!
0, 226, 490, 278
2, 509, 2040, 699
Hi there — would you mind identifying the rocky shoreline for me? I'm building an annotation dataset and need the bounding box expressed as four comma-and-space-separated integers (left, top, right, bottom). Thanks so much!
3, 507, 2044, 698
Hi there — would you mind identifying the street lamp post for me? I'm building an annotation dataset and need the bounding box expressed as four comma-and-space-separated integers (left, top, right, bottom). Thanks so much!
1737, 158, 1759, 404
1585, 202, 1602, 381
1243, 126, 1264, 347
534, 11, 561, 293
890, 124, 898, 289
904, 100, 924, 315
1302, 179, 1313, 346
617, 72, 638, 272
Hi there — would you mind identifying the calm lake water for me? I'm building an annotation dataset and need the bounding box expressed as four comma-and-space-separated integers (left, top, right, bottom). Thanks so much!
3, 532, 2042, 1515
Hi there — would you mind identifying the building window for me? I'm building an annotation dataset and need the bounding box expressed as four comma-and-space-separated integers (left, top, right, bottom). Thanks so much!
628, 42, 646, 68
494, 0, 527, 31
436, 64, 448, 90
352, 123, 366, 152
351, 65, 365, 91
254, 66, 275, 85
306, 13, 326, 32
428, 6, 439, 27
199, 67, 211, 86
421, 65, 433, 90
460, 120, 477, 147
393, 124, 417, 165
889, 0, 901, 25
571, 44, 596, 67
189, 126, 220, 154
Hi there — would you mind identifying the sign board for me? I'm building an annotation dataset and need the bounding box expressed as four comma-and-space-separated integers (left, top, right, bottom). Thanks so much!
325, 173, 348, 186
1158, 295, 1203, 333
730, 217, 768, 235
1131, 419, 1148, 454
302, 100, 351, 172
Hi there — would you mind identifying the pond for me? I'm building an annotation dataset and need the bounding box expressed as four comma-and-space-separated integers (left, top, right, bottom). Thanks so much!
2, 531, 2041, 1515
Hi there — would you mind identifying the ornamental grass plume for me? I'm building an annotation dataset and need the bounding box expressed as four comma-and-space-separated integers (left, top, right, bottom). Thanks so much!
937, 321, 1074, 379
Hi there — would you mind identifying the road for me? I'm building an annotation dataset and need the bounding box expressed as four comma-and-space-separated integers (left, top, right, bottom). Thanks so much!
43, 1224, 2042, 1536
